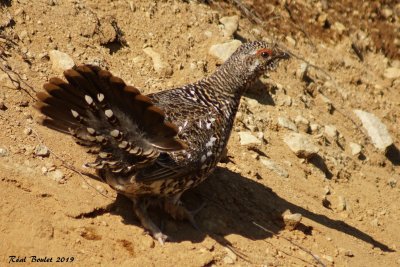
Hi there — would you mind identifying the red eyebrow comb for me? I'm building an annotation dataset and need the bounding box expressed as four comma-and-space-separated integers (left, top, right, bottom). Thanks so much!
256, 48, 273, 56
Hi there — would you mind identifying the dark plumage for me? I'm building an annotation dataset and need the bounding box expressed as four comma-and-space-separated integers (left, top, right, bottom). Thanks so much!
35, 41, 289, 243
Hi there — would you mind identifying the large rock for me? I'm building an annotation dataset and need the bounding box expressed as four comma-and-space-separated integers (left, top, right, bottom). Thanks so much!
209, 40, 242, 63
283, 133, 319, 159
49, 50, 75, 73
354, 110, 393, 151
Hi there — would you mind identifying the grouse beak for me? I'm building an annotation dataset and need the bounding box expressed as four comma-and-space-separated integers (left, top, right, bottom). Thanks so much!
276, 50, 290, 60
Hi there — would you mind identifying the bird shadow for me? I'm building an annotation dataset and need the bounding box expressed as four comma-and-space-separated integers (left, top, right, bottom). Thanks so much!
99, 166, 393, 253
245, 79, 275, 106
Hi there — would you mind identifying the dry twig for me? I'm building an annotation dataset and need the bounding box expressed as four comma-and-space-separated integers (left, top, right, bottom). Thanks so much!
253, 221, 327, 267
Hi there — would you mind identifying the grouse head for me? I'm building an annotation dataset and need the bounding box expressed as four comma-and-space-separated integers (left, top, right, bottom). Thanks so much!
229, 41, 290, 77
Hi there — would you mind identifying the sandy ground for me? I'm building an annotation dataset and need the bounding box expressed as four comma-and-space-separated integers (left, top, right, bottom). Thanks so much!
0, 0, 399, 266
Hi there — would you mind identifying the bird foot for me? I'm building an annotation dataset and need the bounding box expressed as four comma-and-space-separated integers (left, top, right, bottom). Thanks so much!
164, 200, 206, 230
133, 200, 169, 245
153, 231, 169, 245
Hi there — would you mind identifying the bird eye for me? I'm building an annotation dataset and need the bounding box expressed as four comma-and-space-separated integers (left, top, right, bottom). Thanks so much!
261, 52, 270, 58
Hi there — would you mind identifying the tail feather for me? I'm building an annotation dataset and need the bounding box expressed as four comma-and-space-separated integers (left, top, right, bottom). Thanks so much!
35, 64, 186, 174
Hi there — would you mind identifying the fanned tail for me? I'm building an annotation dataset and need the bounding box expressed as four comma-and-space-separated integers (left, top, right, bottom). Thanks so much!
35, 64, 185, 174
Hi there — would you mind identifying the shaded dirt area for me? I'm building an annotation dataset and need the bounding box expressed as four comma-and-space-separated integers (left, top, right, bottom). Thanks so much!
0, 0, 399, 266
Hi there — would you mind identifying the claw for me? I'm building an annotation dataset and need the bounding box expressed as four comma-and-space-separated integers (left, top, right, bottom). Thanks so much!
153, 231, 169, 245
133, 199, 169, 244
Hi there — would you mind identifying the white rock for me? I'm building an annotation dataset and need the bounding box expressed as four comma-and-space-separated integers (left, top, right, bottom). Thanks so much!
349, 142, 362, 156
333, 22, 346, 34
238, 131, 261, 145
49, 50, 75, 73
337, 196, 347, 211
283, 212, 302, 230
324, 125, 338, 138
143, 47, 173, 77
209, 40, 242, 63
0, 147, 8, 157
260, 157, 289, 178
354, 110, 393, 151
50, 169, 64, 183
34, 145, 50, 157
285, 36, 296, 46
277, 117, 297, 132
246, 98, 258, 110
283, 133, 319, 159
219, 15, 239, 38
383, 67, 400, 79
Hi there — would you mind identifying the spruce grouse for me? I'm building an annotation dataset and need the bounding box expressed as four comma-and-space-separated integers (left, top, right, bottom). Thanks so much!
35, 41, 289, 243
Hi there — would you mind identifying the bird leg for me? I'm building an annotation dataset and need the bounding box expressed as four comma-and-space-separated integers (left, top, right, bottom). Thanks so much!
132, 199, 168, 244
163, 193, 206, 230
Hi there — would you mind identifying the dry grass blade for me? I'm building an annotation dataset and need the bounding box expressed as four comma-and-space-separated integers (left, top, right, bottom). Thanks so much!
253, 222, 327, 267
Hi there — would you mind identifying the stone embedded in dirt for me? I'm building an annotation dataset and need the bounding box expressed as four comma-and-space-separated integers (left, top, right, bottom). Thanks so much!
50, 169, 65, 183
238, 131, 261, 145
208, 40, 242, 63
283, 212, 302, 230
337, 196, 347, 211
34, 145, 50, 157
294, 115, 310, 133
259, 157, 289, 178
143, 47, 173, 77
344, 250, 354, 257
349, 142, 362, 156
223, 256, 234, 265
383, 67, 400, 79
49, 50, 75, 73
324, 125, 338, 139
245, 98, 258, 110
277, 116, 297, 132
285, 35, 296, 46
219, 15, 239, 38
283, 133, 319, 159
23, 127, 32, 135
333, 21, 346, 34
323, 255, 334, 263
310, 123, 320, 133
387, 177, 397, 188
0, 147, 8, 157
353, 110, 393, 151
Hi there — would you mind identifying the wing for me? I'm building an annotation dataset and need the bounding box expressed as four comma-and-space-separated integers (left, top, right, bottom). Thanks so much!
135, 89, 222, 182
35, 64, 186, 175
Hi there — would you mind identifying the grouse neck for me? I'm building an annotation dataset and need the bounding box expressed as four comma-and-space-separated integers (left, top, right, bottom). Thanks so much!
206, 58, 257, 99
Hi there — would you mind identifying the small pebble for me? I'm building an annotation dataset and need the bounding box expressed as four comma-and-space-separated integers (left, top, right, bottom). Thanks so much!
337, 196, 347, 211
283, 212, 302, 230
223, 256, 235, 265
344, 250, 354, 257
35, 145, 50, 157
23, 127, 32, 135
0, 147, 8, 157
349, 142, 362, 156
